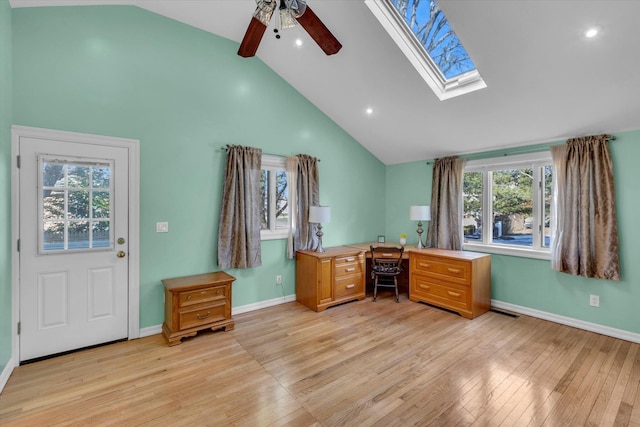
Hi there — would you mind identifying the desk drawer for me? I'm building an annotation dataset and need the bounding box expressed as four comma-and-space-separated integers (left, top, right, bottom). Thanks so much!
179, 285, 227, 308
179, 300, 227, 330
334, 254, 364, 278
411, 255, 471, 286
411, 275, 470, 311
334, 274, 364, 299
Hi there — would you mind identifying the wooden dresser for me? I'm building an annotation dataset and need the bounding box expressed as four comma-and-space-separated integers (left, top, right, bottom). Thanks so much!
409, 248, 491, 319
162, 271, 235, 346
296, 246, 366, 312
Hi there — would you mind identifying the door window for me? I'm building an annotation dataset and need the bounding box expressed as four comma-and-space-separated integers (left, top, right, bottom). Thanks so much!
39, 156, 114, 253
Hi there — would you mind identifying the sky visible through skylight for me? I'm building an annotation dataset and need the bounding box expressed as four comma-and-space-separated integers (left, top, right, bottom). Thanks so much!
391, 0, 476, 79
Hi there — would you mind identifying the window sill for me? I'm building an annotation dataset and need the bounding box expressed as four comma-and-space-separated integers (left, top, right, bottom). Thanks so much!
261, 231, 289, 241
463, 242, 551, 261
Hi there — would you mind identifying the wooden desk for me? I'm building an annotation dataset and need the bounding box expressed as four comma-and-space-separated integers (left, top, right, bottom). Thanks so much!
296, 246, 366, 312
346, 243, 492, 319
346, 242, 412, 294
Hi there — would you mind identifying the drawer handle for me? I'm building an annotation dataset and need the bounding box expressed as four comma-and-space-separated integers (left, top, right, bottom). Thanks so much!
418, 284, 431, 290
187, 295, 192, 300
419, 263, 431, 269
345, 257, 355, 262
196, 311, 211, 320
447, 268, 462, 274
346, 284, 355, 289
345, 267, 355, 272
447, 291, 461, 298
216, 289, 222, 295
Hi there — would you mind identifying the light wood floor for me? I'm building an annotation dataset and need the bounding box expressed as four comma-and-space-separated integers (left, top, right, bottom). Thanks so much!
1, 295, 639, 426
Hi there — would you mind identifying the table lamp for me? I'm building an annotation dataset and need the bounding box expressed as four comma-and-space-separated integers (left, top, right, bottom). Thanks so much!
410, 205, 430, 249
309, 205, 331, 253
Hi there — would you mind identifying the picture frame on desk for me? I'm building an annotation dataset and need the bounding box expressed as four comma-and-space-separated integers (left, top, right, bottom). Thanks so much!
378, 235, 385, 243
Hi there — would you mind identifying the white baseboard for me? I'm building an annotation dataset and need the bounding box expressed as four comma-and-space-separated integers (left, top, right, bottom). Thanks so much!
138, 293, 298, 338
139, 324, 162, 338
0, 357, 15, 395
491, 300, 640, 344
232, 293, 297, 315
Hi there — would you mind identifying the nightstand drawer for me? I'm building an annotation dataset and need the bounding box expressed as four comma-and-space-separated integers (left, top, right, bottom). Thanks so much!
412, 255, 471, 286
179, 301, 227, 330
179, 285, 226, 308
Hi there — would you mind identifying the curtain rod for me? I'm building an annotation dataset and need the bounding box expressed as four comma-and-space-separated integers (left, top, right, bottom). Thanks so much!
220, 146, 320, 161
425, 134, 617, 164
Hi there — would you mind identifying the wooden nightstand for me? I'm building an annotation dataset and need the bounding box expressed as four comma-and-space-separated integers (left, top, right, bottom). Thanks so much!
162, 272, 235, 346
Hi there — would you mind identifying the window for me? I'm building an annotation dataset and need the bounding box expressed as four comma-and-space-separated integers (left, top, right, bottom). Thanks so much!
365, 0, 486, 100
260, 155, 289, 240
462, 152, 553, 259
39, 156, 113, 253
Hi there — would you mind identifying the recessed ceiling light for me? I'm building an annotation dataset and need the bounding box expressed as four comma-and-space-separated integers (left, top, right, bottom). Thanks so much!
365, 107, 374, 115
585, 26, 601, 38
295, 38, 303, 47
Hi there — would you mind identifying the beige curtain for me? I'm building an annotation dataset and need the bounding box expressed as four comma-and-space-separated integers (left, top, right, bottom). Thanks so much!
294, 154, 320, 252
550, 135, 620, 280
286, 156, 299, 259
217, 145, 262, 269
426, 156, 466, 250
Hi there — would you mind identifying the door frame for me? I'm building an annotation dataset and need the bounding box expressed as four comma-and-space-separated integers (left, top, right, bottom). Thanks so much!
11, 125, 140, 366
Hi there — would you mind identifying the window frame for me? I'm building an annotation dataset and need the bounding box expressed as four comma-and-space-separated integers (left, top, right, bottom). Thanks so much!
364, 0, 487, 100
462, 152, 553, 260
260, 155, 289, 241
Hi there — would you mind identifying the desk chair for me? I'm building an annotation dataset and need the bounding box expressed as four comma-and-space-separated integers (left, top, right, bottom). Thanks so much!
370, 245, 404, 303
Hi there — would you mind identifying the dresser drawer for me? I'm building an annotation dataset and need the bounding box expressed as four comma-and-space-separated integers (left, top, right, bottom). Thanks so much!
179, 300, 228, 330
334, 274, 364, 299
411, 255, 471, 286
411, 276, 470, 311
179, 285, 227, 308
334, 254, 364, 278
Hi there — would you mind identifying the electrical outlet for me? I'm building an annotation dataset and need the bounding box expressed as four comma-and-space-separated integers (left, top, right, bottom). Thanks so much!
156, 222, 169, 233
276, 275, 282, 285
589, 294, 600, 307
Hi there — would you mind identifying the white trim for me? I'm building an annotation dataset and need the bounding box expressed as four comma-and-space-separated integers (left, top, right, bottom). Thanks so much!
0, 356, 15, 394
139, 324, 162, 338
463, 243, 551, 260
232, 293, 297, 315
11, 125, 141, 367
465, 152, 552, 169
138, 294, 298, 339
491, 300, 640, 344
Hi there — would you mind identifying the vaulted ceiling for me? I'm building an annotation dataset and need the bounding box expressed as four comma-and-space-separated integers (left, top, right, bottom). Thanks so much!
10, 0, 640, 164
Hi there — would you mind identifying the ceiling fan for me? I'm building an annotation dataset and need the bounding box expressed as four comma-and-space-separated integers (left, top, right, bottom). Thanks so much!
238, 0, 342, 58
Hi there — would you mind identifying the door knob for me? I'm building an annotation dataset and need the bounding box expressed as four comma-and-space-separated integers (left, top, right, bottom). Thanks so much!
116, 251, 126, 258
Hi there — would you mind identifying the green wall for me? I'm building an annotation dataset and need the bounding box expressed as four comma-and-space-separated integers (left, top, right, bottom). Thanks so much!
385, 131, 640, 335
11, 5, 385, 331
0, 0, 13, 373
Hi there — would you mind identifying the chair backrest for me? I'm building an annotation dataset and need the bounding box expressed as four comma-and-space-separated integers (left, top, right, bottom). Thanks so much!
370, 245, 404, 275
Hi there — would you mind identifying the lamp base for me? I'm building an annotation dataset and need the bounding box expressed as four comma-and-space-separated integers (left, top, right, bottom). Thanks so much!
314, 224, 325, 253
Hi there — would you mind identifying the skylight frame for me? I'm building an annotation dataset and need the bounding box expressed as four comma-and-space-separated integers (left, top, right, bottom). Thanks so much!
365, 0, 487, 100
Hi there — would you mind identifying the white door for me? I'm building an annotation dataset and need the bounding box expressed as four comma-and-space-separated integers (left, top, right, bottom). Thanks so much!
18, 136, 129, 361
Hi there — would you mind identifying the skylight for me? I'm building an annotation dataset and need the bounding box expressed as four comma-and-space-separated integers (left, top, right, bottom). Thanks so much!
365, 0, 486, 100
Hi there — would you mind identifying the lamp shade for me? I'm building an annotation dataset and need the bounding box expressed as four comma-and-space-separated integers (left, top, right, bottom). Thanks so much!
309, 206, 331, 224
410, 205, 431, 221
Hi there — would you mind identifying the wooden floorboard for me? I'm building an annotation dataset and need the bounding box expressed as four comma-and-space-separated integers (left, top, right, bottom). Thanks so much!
1, 296, 639, 426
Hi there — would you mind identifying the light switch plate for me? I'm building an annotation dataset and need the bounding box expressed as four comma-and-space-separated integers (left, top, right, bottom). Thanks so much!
156, 222, 169, 233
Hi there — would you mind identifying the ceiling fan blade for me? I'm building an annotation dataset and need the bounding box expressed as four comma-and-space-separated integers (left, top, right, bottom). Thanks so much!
296, 6, 342, 55
238, 16, 268, 58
